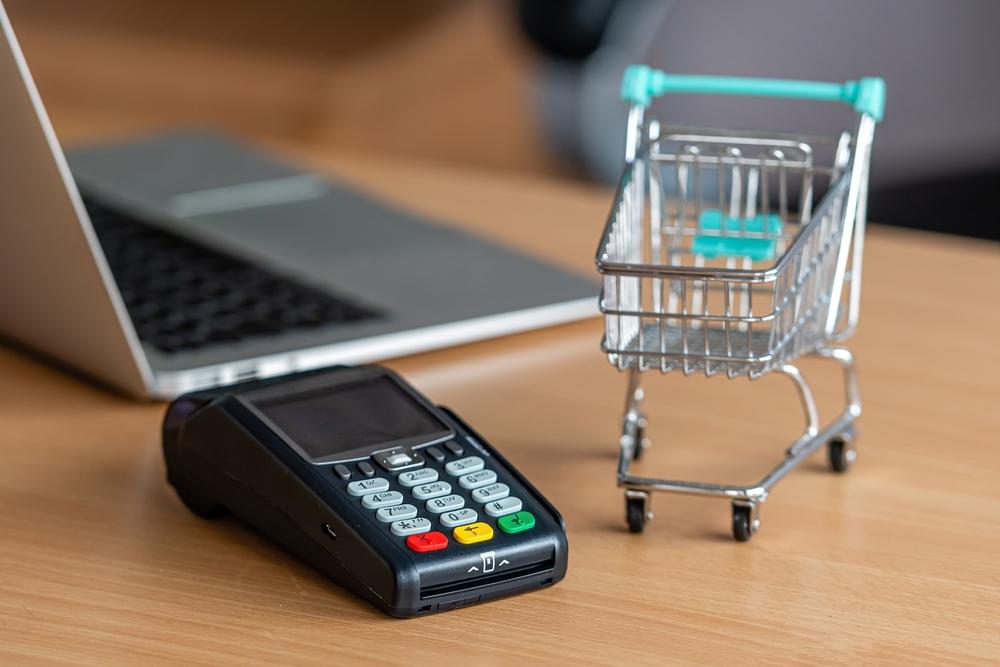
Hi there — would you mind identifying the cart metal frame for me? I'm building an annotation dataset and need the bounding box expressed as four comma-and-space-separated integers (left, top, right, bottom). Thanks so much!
596, 66, 884, 539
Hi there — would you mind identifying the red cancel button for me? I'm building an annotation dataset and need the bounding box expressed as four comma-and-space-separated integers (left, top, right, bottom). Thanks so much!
406, 531, 448, 553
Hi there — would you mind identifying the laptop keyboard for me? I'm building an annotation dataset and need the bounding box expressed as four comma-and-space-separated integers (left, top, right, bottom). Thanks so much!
84, 198, 382, 355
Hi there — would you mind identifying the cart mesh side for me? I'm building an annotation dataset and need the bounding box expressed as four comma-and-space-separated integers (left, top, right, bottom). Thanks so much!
597, 129, 855, 378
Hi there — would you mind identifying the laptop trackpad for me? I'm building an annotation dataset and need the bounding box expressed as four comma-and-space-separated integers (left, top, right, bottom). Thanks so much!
180, 193, 595, 325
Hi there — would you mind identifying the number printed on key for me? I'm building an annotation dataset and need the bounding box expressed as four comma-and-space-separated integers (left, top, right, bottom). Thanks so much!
376, 504, 418, 522
362, 491, 404, 509
347, 477, 390, 496
471, 482, 510, 503
445, 456, 484, 476
458, 469, 497, 490
426, 494, 464, 513
397, 468, 438, 487
440, 508, 478, 528
412, 481, 452, 500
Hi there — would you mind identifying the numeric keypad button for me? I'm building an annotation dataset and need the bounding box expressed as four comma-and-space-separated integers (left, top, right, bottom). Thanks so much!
457, 469, 497, 490
484, 496, 523, 518
347, 477, 389, 496
391, 517, 432, 536
397, 468, 439, 487
445, 456, 484, 476
376, 504, 418, 522
412, 481, 452, 500
439, 508, 478, 528
425, 494, 465, 514
362, 491, 404, 509
471, 482, 510, 503
396, 468, 438, 487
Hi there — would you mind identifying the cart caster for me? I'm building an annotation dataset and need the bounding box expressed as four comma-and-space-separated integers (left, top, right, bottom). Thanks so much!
731, 502, 759, 542
828, 429, 857, 473
625, 490, 652, 533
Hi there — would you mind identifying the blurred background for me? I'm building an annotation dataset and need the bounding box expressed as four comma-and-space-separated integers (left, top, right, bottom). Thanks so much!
7, 0, 999, 240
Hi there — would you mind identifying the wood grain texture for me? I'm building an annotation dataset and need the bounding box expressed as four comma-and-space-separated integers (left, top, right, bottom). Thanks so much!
0, 146, 998, 665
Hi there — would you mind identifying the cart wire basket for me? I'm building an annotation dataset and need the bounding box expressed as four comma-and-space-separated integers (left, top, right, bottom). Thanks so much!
596, 65, 885, 540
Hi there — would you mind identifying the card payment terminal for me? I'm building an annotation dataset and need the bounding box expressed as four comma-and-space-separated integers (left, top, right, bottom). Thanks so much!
162, 365, 568, 616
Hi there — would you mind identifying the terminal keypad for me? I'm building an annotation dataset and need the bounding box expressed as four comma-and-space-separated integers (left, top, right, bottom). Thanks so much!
344, 440, 536, 554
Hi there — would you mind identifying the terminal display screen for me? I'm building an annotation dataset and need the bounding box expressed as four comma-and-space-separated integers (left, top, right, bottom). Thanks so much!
255, 376, 448, 460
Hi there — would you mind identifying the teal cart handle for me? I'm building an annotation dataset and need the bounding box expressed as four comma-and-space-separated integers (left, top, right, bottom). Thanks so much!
621, 65, 885, 122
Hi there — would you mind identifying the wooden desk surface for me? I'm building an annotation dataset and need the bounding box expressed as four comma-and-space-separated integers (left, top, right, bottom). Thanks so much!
1, 153, 998, 665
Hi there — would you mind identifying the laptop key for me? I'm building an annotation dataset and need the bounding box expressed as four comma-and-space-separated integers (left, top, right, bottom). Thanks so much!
84, 196, 382, 355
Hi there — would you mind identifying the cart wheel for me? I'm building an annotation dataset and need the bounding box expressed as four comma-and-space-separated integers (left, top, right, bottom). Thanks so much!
828, 431, 857, 473
731, 503, 758, 542
626, 491, 651, 533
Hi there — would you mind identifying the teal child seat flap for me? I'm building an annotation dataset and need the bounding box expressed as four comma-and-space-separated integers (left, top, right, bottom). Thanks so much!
692, 209, 783, 261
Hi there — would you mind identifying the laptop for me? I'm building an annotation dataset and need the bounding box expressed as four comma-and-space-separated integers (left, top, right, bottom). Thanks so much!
0, 4, 596, 399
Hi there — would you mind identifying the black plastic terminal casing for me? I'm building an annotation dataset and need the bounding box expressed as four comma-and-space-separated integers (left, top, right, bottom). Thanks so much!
162, 365, 568, 617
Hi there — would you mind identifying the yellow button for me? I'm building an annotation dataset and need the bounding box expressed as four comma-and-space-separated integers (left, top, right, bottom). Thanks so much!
452, 521, 494, 545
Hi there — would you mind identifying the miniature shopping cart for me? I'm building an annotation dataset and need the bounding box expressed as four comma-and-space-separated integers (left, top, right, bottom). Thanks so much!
596, 66, 885, 540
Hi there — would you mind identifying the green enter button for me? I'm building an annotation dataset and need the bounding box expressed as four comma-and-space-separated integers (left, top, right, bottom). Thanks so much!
497, 511, 535, 534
